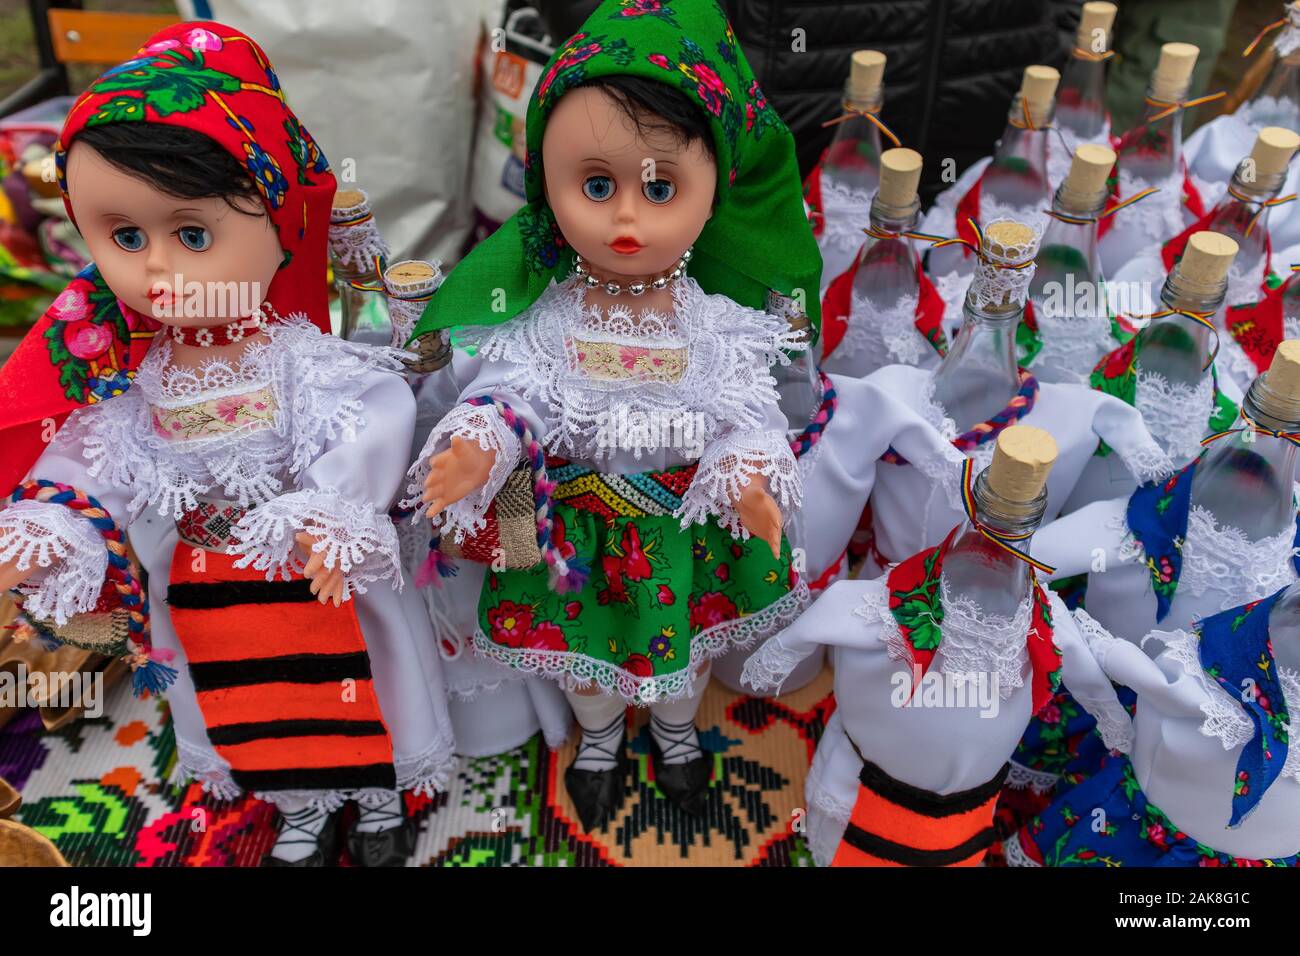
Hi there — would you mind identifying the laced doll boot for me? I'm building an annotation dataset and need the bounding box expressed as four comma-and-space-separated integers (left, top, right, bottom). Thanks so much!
564, 693, 631, 832
348, 789, 417, 867
262, 803, 342, 867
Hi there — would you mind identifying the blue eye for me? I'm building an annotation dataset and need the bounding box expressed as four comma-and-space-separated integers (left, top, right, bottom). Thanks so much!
642, 179, 676, 204
583, 175, 615, 202
112, 227, 146, 252
177, 225, 212, 251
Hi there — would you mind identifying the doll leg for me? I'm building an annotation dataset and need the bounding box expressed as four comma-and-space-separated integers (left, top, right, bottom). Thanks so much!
263, 793, 342, 867
646, 663, 713, 816
563, 685, 630, 832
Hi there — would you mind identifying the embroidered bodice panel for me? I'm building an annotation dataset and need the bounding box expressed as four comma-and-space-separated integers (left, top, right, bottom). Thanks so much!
459, 275, 803, 462
819, 177, 874, 251
845, 291, 928, 367
51, 315, 409, 519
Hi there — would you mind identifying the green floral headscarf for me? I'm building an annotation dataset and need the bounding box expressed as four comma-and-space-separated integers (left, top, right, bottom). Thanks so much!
410, 0, 822, 344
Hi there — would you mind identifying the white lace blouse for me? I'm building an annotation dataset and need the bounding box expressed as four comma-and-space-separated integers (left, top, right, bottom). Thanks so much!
408, 275, 804, 541
0, 315, 413, 623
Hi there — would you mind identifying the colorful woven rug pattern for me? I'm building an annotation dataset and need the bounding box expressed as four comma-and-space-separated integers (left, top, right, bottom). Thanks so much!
2, 667, 834, 866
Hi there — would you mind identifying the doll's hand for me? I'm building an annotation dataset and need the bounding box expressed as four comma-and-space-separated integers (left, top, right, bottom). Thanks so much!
0, 556, 36, 594
421, 436, 497, 517
295, 531, 346, 607
734, 477, 782, 561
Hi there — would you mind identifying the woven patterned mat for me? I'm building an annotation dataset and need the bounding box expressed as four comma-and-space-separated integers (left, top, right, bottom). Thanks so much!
2, 665, 835, 867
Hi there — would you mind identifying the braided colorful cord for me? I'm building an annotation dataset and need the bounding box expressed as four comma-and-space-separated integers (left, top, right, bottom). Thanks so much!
790, 372, 837, 459
8, 480, 176, 698
422, 396, 587, 594
881, 368, 1038, 466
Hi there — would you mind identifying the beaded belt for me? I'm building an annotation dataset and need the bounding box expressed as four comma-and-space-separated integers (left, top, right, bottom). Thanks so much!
547, 456, 697, 520
176, 498, 250, 551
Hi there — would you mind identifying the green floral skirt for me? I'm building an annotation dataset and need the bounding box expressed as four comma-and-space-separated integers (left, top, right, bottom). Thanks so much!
473, 493, 807, 704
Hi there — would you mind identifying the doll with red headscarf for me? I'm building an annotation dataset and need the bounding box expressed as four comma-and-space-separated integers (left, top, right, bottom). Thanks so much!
0, 24, 455, 866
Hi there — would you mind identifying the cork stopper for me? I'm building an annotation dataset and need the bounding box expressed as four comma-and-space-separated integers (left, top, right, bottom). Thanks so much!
1267, 340, 1300, 401
1064, 143, 1116, 198
1020, 65, 1060, 126
848, 50, 886, 106
1151, 42, 1199, 102
987, 425, 1057, 504
1076, 2, 1117, 52
1250, 127, 1300, 178
333, 188, 365, 210
984, 220, 1037, 261
877, 148, 923, 207
385, 260, 437, 287
1177, 231, 1239, 287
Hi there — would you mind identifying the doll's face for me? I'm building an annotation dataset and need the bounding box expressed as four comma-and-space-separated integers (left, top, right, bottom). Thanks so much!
66, 140, 282, 325
542, 85, 716, 280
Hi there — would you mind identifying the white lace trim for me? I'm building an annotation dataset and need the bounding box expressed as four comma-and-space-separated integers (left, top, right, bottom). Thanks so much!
845, 291, 928, 367
677, 429, 801, 538
477, 579, 810, 705
932, 271, 970, 331
0, 500, 108, 626
383, 261, 443, 349
1226, 256, 1268, 309
328, 193, 390, 275
402, 402, 522, 543
853, 576, 1031, 702
1134, 368, 1215, 465
1240, 93, 1300, 131
53, 316, 409, 520
1118, 168, 1186, 246
1064, 608, 1136, 753
228, 488, 403, 599
819, 178, 874, 252
393, 730, 458, 797
172, 738, 242, 802
1005, 761, 1062, 794
1149, 627, 1300, 780
967, 217, 1043, 311
915, 374, 998, 505
457, 275, 804, 462
1179, 505, 1300, 605
1003, 831, 1041, 867
740, 632, 816, 695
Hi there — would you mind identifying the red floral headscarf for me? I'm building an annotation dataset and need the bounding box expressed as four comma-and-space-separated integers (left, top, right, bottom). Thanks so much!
0, 22, 336, 493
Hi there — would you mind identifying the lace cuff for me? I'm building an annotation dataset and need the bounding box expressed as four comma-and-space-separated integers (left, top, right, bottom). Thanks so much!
912, 442, 967, 513
1092, 394, 1177, 484
401, 402, 523, 543
0, 499, 109, 626
740, 635, 812, 695
677, 429, 801, 538
1069, 608, 1136, 754
229, 488, 403, 599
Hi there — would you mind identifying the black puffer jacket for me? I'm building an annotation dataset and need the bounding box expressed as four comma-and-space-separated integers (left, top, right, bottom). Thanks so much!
536, 0, 1083, 202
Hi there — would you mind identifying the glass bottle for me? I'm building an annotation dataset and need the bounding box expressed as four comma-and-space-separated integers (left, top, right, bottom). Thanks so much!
329, 188, 392, 344
1055, 1, 1116, 145
1027, 150, 1110, 382
980, 67, 1058, 218
941, 464, 1047, 621
1134, 237, 1232, 392
931, 224, 1037, 427
771, 296, 822, 436
1242, 4, 1300, 130
819, 51, 887, 214
1115, 45, 1198, 189
1190, 357, 1300, 540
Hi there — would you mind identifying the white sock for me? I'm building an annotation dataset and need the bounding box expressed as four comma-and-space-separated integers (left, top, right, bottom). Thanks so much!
566, 689, 627, 773
648, 667, 709, 765
271, 804, 331, 862
354, 789, 405, 834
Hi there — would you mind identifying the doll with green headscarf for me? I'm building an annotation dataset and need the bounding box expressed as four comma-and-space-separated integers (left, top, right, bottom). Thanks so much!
403, 0, 822, 830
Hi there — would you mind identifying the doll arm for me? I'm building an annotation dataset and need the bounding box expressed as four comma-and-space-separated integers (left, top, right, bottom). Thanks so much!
742, 577, 882, 693
1051, 597, 1134, 754
230, 368, 414, 598
1087, 390, 1176, 487
401, 347, 549, 542
0, 407, 137, 625
1030, 497, 1129, 582
859, 378, 967, 512
1074, 611, 1208, 718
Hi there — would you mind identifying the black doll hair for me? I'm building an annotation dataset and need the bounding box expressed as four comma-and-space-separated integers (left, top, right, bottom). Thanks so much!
71, 123, 264, 215
578, 74, 717, 161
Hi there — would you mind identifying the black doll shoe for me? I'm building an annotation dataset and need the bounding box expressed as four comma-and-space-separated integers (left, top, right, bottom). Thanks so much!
348, 816, 417, 867
565, 743, 631, 833
261, 807, 342, 867
649, 722, 713, 817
